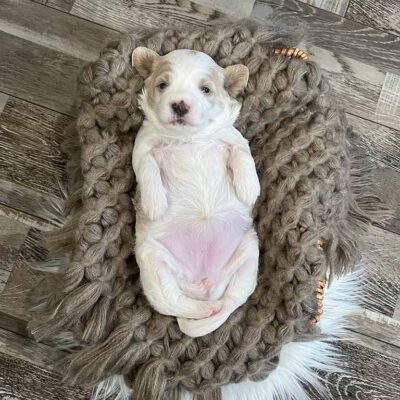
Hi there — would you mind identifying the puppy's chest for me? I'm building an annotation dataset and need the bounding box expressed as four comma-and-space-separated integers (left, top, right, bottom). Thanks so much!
152, 139, 230, 180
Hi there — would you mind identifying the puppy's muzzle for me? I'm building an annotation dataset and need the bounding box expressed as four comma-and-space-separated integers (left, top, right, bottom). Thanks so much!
171, 101, 190, 117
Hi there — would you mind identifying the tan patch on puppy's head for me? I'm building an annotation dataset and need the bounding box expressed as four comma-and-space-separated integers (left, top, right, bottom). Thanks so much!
131, 47, 161, 79
224, 64, 249, 97
145, 60, 172, 107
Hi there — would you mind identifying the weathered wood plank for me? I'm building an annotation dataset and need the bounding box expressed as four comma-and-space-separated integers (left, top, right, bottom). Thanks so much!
350, 309, 400, 348
1, 0, 118, 62
0, 95, 72, 197
0, 353, 90, 400
0, 327, 63, 370
0, 179, 64, 229
192, 0, 255, 18
254, 0, 400, 75
0, 31, 83, 115
300, 0, 349, 16
251, 2, 400, 130
361, 225, 400, 318
0, 311, 28, 337
0, 216, 29, 293
348, 114, 400, 173
346, 0, 400, 37
0, 227, 49, 321
70, 0, 231, 32
308, 340, 400, 399
370, 168, 400, 235
0, 92, 8, 114
375, 72, 400, 126
0, 203, 57, 231
46, 0, 76, 13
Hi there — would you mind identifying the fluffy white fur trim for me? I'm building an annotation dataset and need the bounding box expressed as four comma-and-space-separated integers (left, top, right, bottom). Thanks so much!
92, 271, 361, 400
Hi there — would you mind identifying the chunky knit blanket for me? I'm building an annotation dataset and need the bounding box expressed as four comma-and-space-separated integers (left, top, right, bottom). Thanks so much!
29, 20, 384, 400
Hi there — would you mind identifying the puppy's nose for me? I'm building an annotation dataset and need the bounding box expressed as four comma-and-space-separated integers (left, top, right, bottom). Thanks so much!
171, 101, 189, 117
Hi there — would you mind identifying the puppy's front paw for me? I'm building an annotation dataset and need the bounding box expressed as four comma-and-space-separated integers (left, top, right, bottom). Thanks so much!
234, 172, 260, 206
140, 186, 168, 220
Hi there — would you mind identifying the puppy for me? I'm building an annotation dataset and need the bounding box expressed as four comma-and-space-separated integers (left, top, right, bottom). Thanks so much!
131, 47, 260, 337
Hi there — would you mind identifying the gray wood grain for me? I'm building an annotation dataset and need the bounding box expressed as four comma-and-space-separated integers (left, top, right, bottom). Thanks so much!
0, 95, 72, 197
252, 2, 400, 130
1, 0, 118, 62
70, 0, 231, 32
0, 327, 63, 370
0, 311, 28, 337
46, 0, 76, 13
0, 227, 49, 322
346, 0, 400, 36
0, 216, 29, 293
0, 31, 83, 115
0, 92, 8, 114
362, 225, 400, 318
370, 168, 400, 235
348, 114, 400, 172
0, 179, 64, 229
350, 309, 400, 348
254, 0, 400, 75
0, 353, 89, 400
192, 0, 255, 18
308, 340, 400, 399
300, 0, 350, 16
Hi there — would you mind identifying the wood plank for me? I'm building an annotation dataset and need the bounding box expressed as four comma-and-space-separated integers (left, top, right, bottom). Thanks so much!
0, 311, 28, 337
0, 227, 49, 322
0, 353, 89, 400
375, 72, 400, 125
1, 0, 118, 62
362, 225, 400, 318
300, 0, 349, 16
251, 2, 400, 130
348, 114, 400, 173
0, 179, 65, 229
0, 327, 63, 370
46, 0, 76, 13
370, 168, 400, 235
0, 203, 57, 231
0, 95, 72, 197
254, 1, 400, 75
0, 216, 29, 293
0, 31, 83, 115
346, 0, 400, 36
70, 0, 231, 32
350, 309, 400, 348
192, 0, 255, 18
0, 92, 8, 114
308, 340, 400, 399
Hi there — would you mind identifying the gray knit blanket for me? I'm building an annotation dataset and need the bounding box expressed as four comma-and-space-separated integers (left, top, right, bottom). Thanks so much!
28, 20, 384, 400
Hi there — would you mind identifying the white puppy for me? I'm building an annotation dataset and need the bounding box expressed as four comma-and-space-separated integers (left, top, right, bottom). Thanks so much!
131, 47, 260, 337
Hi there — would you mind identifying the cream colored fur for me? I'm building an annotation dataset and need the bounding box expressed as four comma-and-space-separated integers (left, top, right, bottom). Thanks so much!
131, 48, 260, 337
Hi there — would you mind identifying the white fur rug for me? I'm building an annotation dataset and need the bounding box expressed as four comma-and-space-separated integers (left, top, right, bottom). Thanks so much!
92, 271, 361, 400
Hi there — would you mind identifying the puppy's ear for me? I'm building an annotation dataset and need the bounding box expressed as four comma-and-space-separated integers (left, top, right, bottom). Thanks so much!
132, 47, 160, 79
224, 65, 249, 97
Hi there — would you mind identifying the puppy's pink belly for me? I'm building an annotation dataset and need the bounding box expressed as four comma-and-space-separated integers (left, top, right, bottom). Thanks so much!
160, 220, 244, 298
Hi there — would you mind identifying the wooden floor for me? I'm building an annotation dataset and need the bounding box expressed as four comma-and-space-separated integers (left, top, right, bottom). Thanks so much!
0, 0, 399, 398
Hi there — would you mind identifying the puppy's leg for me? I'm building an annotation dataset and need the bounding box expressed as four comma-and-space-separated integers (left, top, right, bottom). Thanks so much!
177, 230, 259, 337
137, 241, 223, 320
229, 145, 260, 207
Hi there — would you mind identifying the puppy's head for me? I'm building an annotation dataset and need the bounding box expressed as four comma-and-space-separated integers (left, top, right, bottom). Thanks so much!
132, 48, 249, 132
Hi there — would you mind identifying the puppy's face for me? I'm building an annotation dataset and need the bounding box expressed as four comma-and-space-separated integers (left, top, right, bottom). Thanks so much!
132, 48, 249, 132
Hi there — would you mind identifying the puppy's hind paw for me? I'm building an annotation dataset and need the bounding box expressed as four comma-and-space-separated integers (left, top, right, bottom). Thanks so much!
178, 299, 223, 320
